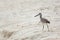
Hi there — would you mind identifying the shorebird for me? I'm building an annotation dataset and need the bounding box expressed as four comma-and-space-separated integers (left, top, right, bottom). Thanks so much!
34, 13, 50, 31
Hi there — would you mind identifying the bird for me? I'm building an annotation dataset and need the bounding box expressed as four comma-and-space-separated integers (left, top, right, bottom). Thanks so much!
34, 13, 50, 31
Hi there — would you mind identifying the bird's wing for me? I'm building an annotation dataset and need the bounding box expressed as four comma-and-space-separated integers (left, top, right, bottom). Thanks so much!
42, 18, 50, 23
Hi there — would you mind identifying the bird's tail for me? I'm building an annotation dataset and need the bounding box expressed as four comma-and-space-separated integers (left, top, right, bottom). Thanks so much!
48, 21, 50, 24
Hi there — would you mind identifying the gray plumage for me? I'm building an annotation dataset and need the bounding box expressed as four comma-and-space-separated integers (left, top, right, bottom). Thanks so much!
34, 13, 50, 31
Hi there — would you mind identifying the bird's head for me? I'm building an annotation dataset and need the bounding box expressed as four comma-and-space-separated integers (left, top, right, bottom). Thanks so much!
39, 13, 42, 15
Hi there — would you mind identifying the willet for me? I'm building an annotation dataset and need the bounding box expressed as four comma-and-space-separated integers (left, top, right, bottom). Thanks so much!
34, 13, 50, 31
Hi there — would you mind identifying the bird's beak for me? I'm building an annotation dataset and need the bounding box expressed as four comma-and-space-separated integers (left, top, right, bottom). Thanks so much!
34, 13, 40, 17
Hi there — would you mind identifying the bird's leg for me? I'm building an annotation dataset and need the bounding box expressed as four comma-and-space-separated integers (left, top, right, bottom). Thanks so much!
43, 25, 44, 30
42, 23, 44, 31
46, 23, 49, 31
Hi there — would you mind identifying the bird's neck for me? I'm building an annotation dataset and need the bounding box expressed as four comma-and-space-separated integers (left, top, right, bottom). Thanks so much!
40, 15, 42, 19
